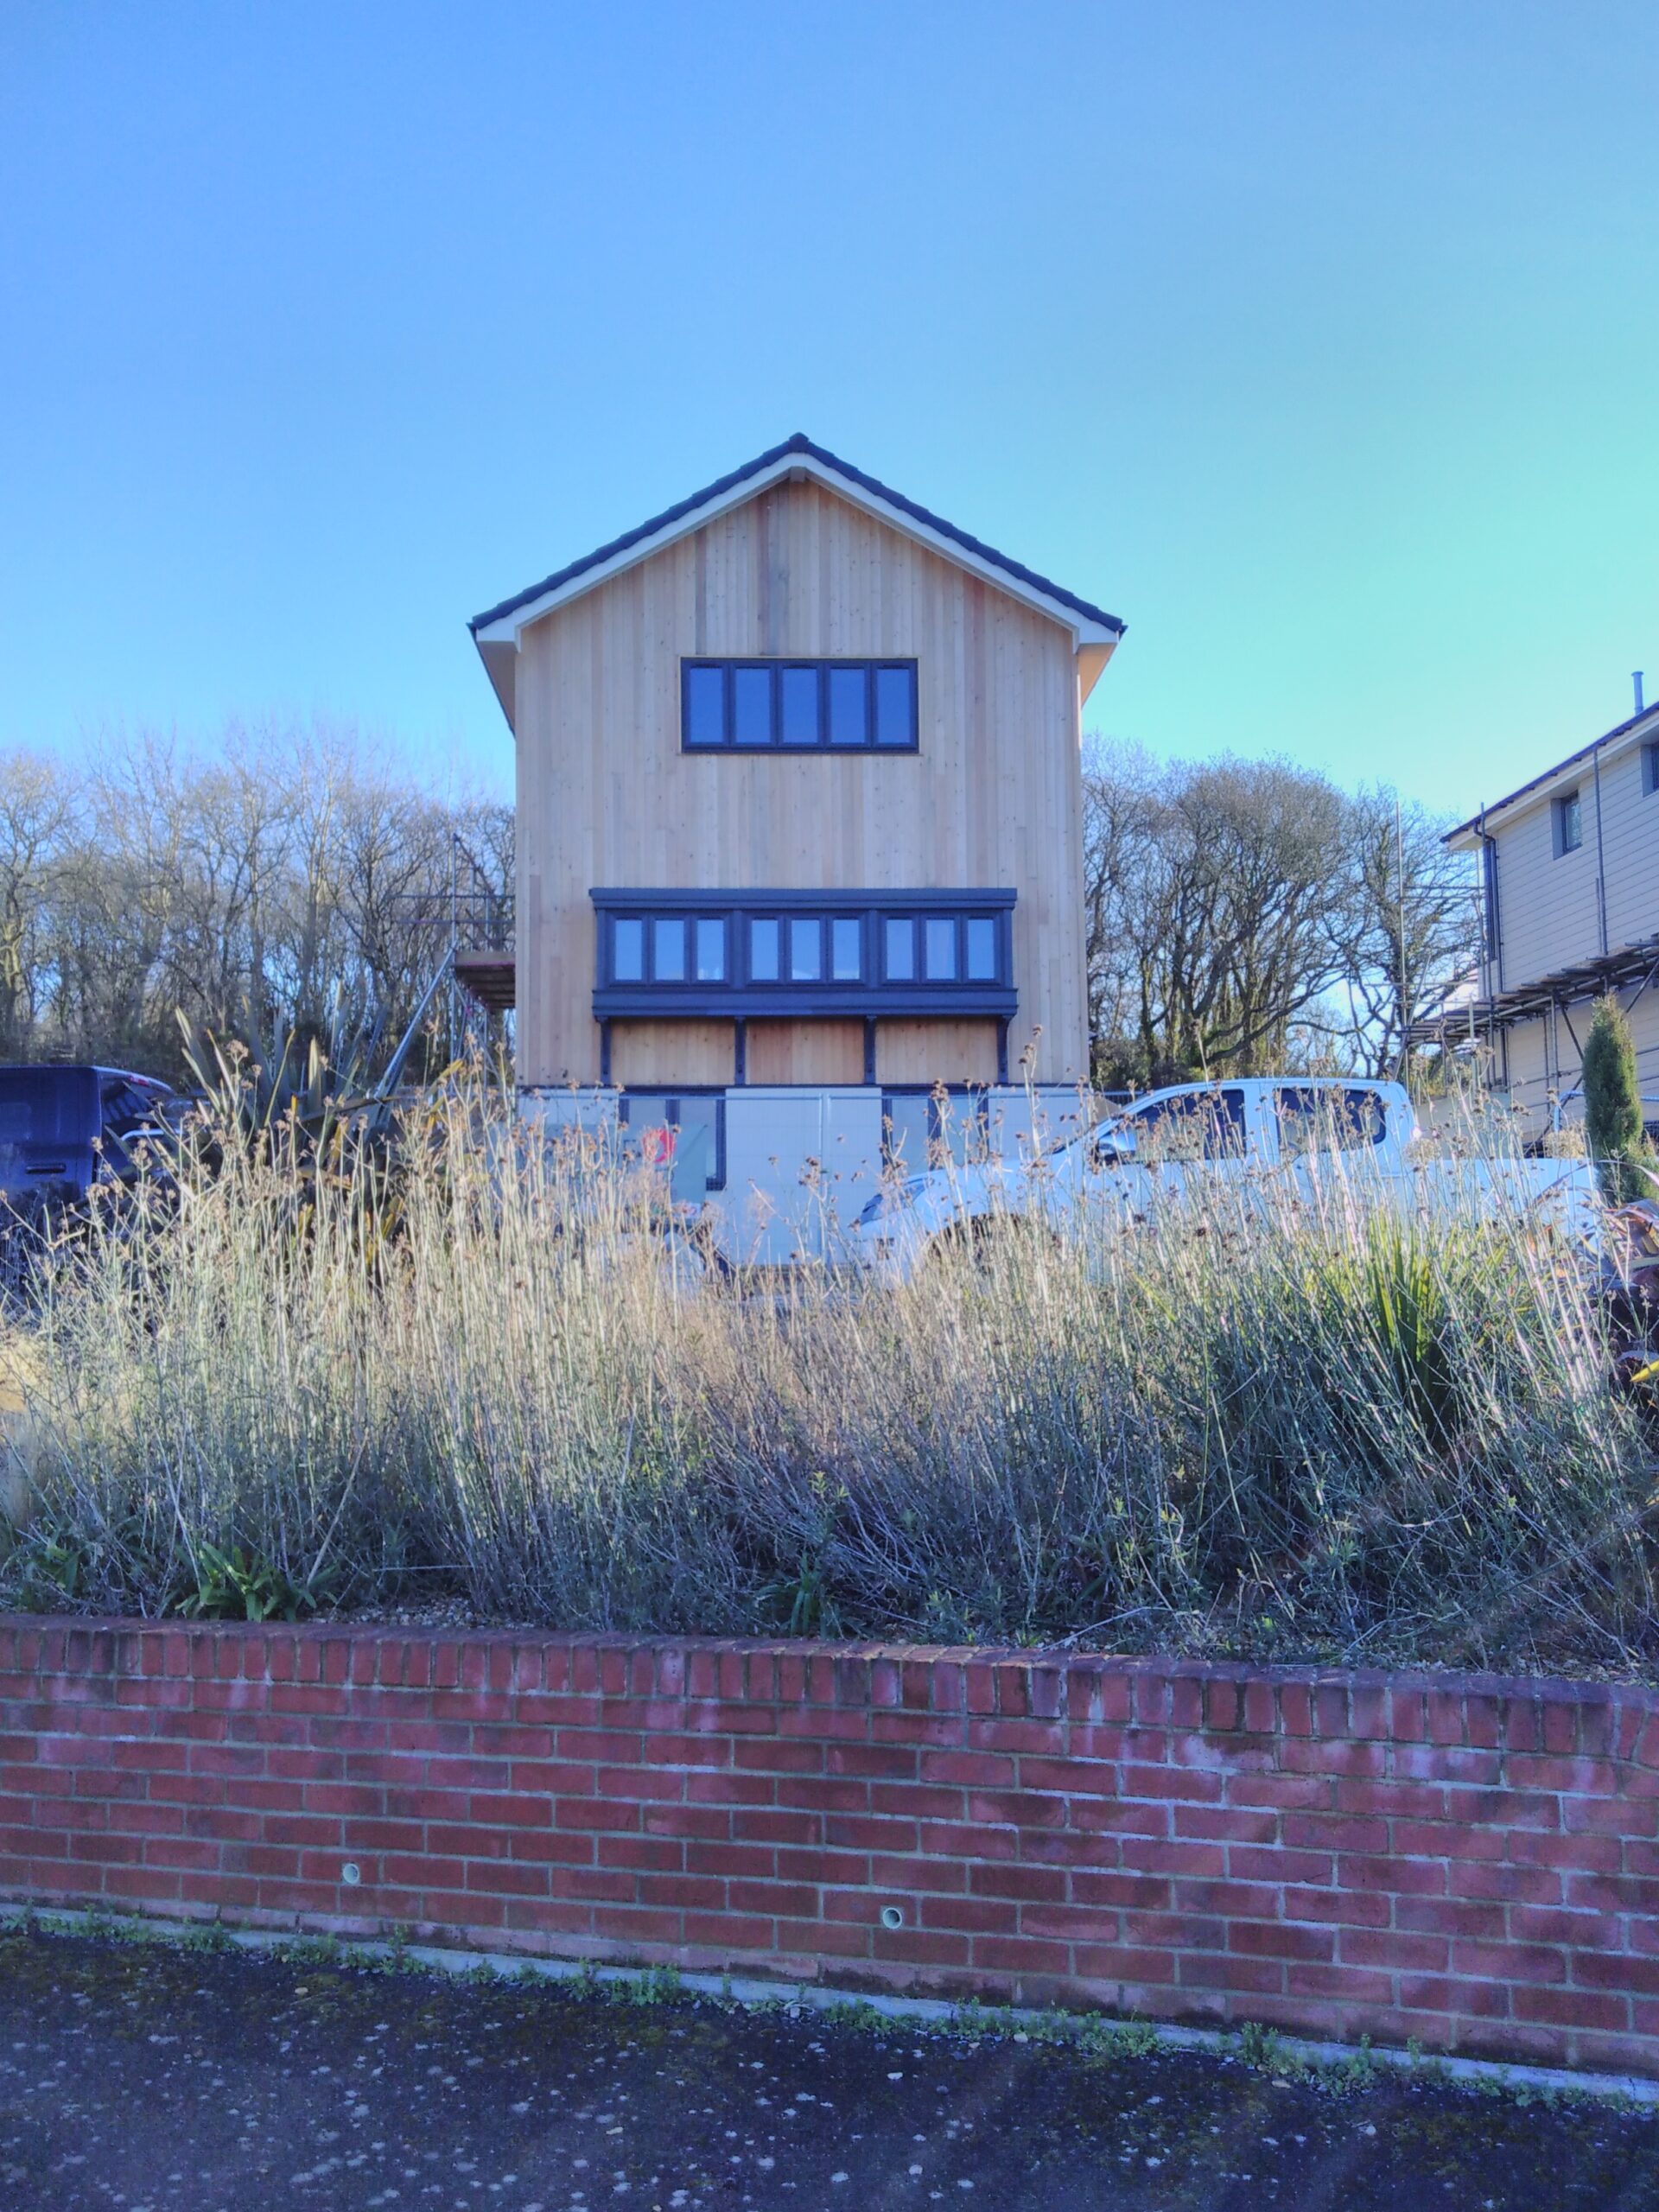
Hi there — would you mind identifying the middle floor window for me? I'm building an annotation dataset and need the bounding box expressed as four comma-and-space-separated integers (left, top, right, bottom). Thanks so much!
593, 890, 1016, 1018
682, 659, 918, 752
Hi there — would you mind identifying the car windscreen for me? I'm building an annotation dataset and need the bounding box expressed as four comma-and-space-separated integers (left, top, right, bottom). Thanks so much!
1103, 1088, 1249, 1163
0, 1068, 98, 1148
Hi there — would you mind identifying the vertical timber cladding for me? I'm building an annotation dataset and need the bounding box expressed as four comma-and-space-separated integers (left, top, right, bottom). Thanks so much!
512, 477, 1089, 1089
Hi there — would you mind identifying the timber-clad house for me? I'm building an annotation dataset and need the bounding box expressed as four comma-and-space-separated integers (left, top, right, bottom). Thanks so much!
465, 434, 1124, 1257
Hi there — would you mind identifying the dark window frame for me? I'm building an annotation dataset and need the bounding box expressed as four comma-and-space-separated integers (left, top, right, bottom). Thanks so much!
1554, 788, 1584, 856
594, 889, 1015, 1020
1644, 741, 1659, 797
679, 658, 920, 753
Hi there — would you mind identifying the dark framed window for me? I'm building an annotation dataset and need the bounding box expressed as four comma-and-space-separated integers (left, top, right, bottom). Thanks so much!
616, 1091, 727, 1192
594, 890, 1015, 1022
679, 660, 918, 752
1644, 741, 1659, 797
1554, 789, 1583, 855
601, 911, 725, 988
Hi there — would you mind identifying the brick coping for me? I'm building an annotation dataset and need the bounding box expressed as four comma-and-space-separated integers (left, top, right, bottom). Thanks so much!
3, 1615, 1656, 2076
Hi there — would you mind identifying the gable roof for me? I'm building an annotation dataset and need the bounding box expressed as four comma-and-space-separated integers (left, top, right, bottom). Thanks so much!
1446, 696, 1659, 849
468, 435, 1124, 729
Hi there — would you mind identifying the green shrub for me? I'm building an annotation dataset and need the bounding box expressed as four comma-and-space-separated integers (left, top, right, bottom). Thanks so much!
1584, 994, 1657, 1205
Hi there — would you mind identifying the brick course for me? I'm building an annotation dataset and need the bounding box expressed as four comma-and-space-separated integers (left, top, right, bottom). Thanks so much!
0, 1619, 1655, 2075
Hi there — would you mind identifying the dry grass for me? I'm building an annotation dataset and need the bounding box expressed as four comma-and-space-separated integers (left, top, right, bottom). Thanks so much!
1, 1074, 1653, 1674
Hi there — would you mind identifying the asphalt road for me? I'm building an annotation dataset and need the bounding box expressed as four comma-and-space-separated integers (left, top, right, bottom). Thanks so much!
0, 1929, 1656, 2211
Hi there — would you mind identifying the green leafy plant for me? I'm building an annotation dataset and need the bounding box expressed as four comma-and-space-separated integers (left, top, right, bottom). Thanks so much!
7, 1528, 87, 1612
178, 1542, 322, 1623
1361, 1224, 1459, 1444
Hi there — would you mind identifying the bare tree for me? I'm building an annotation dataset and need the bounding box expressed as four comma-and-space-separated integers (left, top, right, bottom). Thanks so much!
0, 717, 510, 1082
1082, 745, 1351, 1086
1321, 786, 1478, 1077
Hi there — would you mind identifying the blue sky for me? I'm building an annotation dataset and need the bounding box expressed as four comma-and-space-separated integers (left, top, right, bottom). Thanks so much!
3, 2, 1656, 810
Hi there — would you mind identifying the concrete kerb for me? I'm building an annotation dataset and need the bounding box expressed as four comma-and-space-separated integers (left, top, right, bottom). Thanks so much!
4, 1901, 1655, 2112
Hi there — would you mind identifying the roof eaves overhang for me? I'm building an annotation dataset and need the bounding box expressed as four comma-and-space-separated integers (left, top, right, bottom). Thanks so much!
467, 435, 1125, 735
1446, 702, 1659, 851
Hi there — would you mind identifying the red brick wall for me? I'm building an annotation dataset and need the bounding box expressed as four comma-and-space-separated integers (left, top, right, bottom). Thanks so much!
1, 1619, 1656, 2076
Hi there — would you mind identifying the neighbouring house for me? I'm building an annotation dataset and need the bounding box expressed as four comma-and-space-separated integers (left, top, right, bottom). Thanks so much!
465, 433, 1124, 1257
1437, 683, 1659, 1135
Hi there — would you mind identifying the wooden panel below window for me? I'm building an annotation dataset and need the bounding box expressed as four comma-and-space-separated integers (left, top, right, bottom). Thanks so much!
876, 1019, 1000, 1085
610, 1020, 734, 1089
746, 1020, 865, 1085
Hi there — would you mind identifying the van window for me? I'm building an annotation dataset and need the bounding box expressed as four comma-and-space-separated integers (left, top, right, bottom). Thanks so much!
1274, 1085, 1387, 1156
615, 1092, 726, 1194
1124, 1087, 1248, 1162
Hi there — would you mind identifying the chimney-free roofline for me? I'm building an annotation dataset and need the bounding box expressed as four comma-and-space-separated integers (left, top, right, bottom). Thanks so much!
467, 435, 1124, 733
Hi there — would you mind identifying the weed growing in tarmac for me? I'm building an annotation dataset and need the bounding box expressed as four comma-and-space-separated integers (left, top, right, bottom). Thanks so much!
4, 1910, 1647, 2120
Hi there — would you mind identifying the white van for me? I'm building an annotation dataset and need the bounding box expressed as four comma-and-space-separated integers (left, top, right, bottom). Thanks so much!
849, 1077, 1602, 1280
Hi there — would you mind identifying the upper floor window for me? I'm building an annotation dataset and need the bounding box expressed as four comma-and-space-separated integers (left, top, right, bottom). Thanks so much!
682, 660, 918, 753
1554, 788, 1583, 855
1644, 740, 1659, 796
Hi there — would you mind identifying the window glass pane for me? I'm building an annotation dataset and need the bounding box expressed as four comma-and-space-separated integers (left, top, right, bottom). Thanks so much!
964, 917, 996, 981
830, 918, 861, 980
652, 918, 685, 982
683, 664, 724, 747
881, 1092, 932, 1171
613, 918, 644, 982
933, 1092, 988, 1166
1274, 1085, 1385, 1155
874, 664, 915, 747
924, 917, 957, 980
733, 665, 772, 746
1134, 1088, 1247, 1161
695, 918, 725, 982
884, 918, 914, 981
779, 666, 819, 746
827, 666, 868, 746
1559, 791, 1582, 853
790, 918, 821, 981
749, 918, 779, 982
665, 1094, 722, 1195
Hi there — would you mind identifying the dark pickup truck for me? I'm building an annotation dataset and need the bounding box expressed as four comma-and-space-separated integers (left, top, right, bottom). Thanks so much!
0, 1065, 178, 1211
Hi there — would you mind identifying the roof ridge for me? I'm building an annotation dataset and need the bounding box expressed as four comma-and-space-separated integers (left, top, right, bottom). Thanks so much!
468, 435, 1124, 639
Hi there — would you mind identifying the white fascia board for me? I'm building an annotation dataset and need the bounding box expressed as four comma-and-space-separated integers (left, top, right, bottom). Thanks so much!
1446, 712, 1659, 851
469, 452, 1117, 652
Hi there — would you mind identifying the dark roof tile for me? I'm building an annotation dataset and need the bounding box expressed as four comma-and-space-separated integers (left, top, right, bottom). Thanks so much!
468, 433, 1124, 639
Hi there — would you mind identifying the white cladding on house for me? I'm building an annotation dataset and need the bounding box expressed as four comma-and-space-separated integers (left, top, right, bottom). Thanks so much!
1447, 701, 1659, 1125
